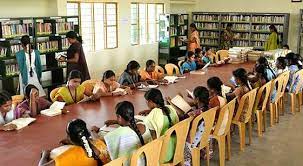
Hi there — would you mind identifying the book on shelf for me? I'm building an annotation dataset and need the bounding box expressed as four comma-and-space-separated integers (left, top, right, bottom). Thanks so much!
193, 14, 219, 22
195, 23, 218, 30
178, 15, 185, 25
61, 38, 69, 50
37, 41, 59, 53
178, 26, 187, 36
56, 22, 74, 34
36, 22, 52, 35
4, 63, 19, 76
200, 31, 219, 38
252, 25, 283, 32
221, 15, 250, 22
170, 16, 175, 26
170, 27, 177, 36
201, 39, 218, 45
0, 47, 7, 57
252, 16, 285, 23
2, 23, 32, 38
222, 24, 250, 31
170, 37, 176, 47
10, 44, 22, 55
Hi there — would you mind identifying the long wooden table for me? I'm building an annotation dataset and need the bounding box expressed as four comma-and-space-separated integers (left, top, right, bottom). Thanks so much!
0, 63, 254, 166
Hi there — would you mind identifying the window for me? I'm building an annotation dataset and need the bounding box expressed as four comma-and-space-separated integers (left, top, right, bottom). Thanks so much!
67, 2, 117, 51
131, 3, 164, 45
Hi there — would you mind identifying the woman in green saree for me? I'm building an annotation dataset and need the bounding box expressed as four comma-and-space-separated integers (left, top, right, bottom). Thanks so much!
265, 24, 279, 51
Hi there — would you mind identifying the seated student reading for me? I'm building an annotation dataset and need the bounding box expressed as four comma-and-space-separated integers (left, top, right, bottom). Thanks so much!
195, 48, 204, 69
286, 53, 302, 92
39, 119, 109, 166
91, 101, 152, 164
275, 57, 288, 76
0, 91, 17, 131
249, 64, 268, 89
91, 70, 131, 100
254, 56, 276, 81
140, 59, 164, 82
54, 70, 85, 105
181, 51, 197, 74
138, 88, 179, 163
207, 77, 227, 111
118, 60, 144, 89
15, 84, 51, 118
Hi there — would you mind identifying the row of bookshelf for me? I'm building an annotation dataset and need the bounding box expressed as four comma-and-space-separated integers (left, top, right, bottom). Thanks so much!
1, 24, 32, 38
234, 41, 250, 46
252, 25, 284, 32
36, 23, 52, 35
251, 16, 284, 23
251, 41, 265, 47
251, 34, 270, 40
195, 23, 219, 29
201, 39, 218, 45
224, 24, 250, 30
193, 15, 219, 22
221, 15, 250, 22
170, 15, 188, 26
37, 41, 59, 53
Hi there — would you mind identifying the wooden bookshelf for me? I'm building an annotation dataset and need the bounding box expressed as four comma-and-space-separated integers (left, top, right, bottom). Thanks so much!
192, 12, 290, 51
298, 9, 303, 55
159, 14, 189, 66
0, 16, 79, 96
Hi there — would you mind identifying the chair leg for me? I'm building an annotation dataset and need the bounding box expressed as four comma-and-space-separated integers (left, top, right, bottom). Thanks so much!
262, 110, 266, 132
280, 96, 284, 116
256, 111, 262, 137
226, 132, 231, 160
191, 148, 200, 166
275, 102, 279, 123
205, 145, 210, 166
270, 104, 275, 127
238, 123, 246, 151
290, 94, 296, 115
248, 119, 252, 145
298, 93, 302, 112
218, 136, 226, 166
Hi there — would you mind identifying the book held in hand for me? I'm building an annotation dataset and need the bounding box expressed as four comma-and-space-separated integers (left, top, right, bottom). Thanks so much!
5, 117, 36, 130
41, 101, 66, 117
170, 95, 192, 113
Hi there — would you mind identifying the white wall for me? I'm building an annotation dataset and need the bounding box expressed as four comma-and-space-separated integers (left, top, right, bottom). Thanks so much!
195, 0, 303, 52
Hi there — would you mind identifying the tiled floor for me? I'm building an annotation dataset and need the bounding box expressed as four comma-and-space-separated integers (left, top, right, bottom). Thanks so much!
210, 104, 303, 166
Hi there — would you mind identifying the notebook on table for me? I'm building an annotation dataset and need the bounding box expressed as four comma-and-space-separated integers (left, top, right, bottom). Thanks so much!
41, 101, 66, 117
5, 117, 36, 130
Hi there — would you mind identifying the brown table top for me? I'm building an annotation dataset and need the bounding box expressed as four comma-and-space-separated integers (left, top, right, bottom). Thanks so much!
0, 63, 254, 166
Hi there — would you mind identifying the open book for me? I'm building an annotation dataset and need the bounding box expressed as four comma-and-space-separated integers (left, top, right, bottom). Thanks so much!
113, 88, 127, 95
99, 125, 117, 132
134, 115, 146, 121
5, 117, 36, 130
221, 85, 232, 99
202, 62, 211, 70
41, 101, 66, 117
190, 70, 205, 75
170, 95, 192, 113
55, 52, 67, 60
164, 76, 179, 84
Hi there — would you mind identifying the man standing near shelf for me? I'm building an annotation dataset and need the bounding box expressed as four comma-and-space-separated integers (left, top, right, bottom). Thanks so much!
58, 31, 90, 81
265, 24, 279, 51
16, 35, 45, 97
221, 23, 234, 50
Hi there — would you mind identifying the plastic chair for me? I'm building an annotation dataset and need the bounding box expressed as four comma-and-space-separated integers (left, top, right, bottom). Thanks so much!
178, 60, 184, 68
189, 107, 218, 166
210, 52, 218, 63
269, 74, 284, 126
279, 71, 290, 116
50, 88, 60, 102
81, 79, 99, 97
105, 157, 127, 166
156, 65, 165, 75
216, 50, 229, 61
160, 117, 193, 166
12, 95, 24, 107
165, 63, 180, 76
211, 98, 236, 166
130, 138, 163, 166
253, 81, 272, 137
232, 88, 257, 151
288, 69, 303, 114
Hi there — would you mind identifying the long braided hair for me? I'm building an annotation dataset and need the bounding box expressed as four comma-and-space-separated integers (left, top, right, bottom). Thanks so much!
67, 119, 103, 166
233, 68, 252, 91
257, 56, 276, 79
144, 88, 173, 127
255, 64, 269, 82
115, 101, 145, 145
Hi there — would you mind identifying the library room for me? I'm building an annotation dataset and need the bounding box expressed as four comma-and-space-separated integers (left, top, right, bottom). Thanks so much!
0, 0, 303, 165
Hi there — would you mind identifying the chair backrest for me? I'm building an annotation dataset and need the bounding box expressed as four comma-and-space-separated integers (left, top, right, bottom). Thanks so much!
234, 88, 258, 123
213, 98, 236, 136
290, 69, 303, 94
270, 74, 284, 103
12, 95, 24, 107
216, 50, 229, 61
165, 63, 180, 76
130, 138, 163, 166
155, 65, 165, 74
210, 52, 218, 63
253, 81, 272, 113
160, 117, 193, 165
81, 79, 99, 97
178, 60, 184, 68
189, 107, 218, 149
105, 157, 127, 166
50, 88, 60, 102
280, 71, 290, 96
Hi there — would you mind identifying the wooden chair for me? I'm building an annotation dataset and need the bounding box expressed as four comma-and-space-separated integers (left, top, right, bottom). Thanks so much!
130, 138, 163, 166
279, 71, 290, 116
105, 157, 127, 166
232, 88, 257, 151
253, 81, 272, 137
160, 117, 193, 166
288, 69, 303, 114
11, 95, 24, 107
50, 88, 60, 102
189, 107, 218, 166
81, 79, 99, 97
269, 74, 284, 126
165, 63, 180, 76
211, 98, 236, 166
156, 65, 165, 75
216, 50, 229, 61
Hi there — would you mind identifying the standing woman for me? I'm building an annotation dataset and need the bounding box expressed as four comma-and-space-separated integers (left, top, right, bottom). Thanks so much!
59, 31, 90, 81
16, 35, 45, 97
265, 24, 279, 51
221, 23, 234, 50
186, 23, 201, 52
